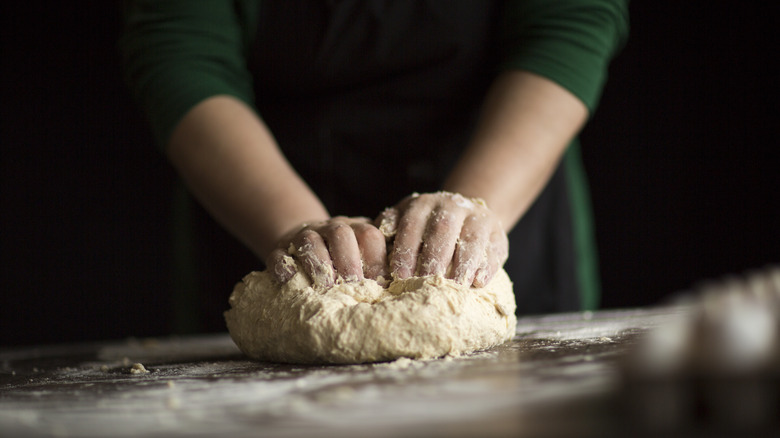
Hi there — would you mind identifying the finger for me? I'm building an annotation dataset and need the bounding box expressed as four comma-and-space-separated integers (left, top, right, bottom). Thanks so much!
320, 219, 364, 282
473, 229, 509, 288
351, 222, 388, 280
473, 258, 493, 288
390, 199, 432, 279
267, 248, 297, 284
452, 214, 490, 285
417, 207, 467, 277
292, 229, 335, 288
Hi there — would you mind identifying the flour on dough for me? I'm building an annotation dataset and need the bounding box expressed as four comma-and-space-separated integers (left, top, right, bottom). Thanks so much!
224, 266, 516, 364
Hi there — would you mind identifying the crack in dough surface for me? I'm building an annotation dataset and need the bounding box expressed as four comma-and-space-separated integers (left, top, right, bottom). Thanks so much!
224, 266, 516, 364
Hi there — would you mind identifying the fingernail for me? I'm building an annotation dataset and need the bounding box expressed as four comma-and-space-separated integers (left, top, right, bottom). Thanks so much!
474, 270, 491, 288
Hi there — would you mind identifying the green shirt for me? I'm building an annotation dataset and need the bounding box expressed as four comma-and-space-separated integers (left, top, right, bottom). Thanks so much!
120, 0, 628, 148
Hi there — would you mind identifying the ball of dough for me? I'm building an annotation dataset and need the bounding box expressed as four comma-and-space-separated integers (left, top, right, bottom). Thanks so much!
224, 267, 517, 364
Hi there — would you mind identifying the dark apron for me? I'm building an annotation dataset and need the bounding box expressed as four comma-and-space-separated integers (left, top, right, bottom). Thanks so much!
250, 0, 498, 213
183, 0, 582, 332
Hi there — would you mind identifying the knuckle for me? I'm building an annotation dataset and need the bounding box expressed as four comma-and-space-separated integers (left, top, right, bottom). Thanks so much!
407, 193, 437, 209
323, 222, 352, 240
459, 230, 477, 243
417, 193, 435, 202
297, 229, 321, 243
431, 209, 455, 228
327, 222, 350, 233
352, 223, 382, 241
397, 210, 420, 227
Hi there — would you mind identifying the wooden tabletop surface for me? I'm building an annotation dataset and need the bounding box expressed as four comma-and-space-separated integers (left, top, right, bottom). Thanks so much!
0, 307, 736, 437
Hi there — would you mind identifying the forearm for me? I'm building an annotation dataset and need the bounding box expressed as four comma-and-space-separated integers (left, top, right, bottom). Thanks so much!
167, 96, 329, 260
442, 70, 588, 232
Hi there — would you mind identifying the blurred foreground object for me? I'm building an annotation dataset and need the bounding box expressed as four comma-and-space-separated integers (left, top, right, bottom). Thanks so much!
622, 266, 780, 435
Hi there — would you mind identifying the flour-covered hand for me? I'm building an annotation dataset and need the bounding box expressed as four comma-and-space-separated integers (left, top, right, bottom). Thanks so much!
266, 217, 388, 287
376, 192, 508, 287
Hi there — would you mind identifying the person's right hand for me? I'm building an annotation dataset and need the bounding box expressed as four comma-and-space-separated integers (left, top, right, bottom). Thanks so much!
265, 217, 388, 288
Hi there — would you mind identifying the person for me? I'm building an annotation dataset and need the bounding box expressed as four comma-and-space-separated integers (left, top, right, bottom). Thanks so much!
120, 0, 629, 331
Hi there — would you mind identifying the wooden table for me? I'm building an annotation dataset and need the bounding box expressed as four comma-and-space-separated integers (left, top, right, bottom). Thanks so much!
0, 307, 736, 437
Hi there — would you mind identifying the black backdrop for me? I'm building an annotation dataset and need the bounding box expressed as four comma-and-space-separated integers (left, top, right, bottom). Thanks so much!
2, 2, 778, 346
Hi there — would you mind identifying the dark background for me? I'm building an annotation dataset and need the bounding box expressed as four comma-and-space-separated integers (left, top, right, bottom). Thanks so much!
2, 2, 778, 346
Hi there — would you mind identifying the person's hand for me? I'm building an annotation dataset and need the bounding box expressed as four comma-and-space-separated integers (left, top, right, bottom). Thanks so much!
266, 217, 388, 288
375, 192, 508, 287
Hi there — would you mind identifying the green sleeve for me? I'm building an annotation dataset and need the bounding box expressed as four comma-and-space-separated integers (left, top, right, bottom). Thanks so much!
500, 0, 629, 113
119, 0, 258, 149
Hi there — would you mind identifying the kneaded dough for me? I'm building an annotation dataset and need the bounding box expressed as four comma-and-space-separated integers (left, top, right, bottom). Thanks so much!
224, 266, 517, 364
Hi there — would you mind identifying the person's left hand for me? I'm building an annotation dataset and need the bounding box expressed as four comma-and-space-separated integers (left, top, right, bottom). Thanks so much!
375, 192, 508, 287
